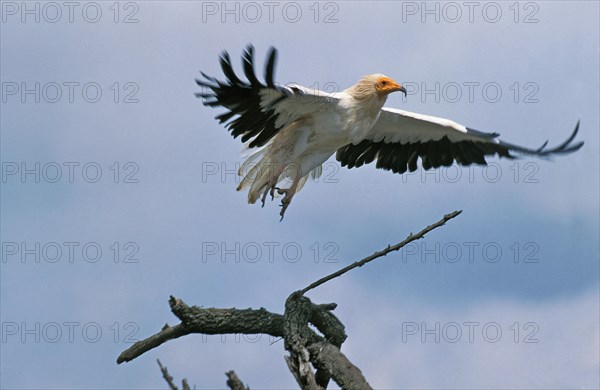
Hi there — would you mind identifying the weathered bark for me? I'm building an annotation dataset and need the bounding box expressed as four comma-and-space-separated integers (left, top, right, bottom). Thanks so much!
118, 211, 462, 389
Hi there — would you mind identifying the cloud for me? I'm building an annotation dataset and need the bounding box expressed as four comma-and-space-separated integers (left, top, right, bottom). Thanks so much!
336, 282, 600, 389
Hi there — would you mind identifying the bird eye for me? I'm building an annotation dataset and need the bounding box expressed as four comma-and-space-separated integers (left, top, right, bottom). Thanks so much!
381, 80, 387, 85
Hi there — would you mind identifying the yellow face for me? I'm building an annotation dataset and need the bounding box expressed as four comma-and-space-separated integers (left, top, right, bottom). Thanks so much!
375, 76, 406, 95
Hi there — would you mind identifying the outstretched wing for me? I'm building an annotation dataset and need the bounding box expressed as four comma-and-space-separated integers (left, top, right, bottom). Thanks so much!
336, 107, 583, 173
196, 45, 339, 148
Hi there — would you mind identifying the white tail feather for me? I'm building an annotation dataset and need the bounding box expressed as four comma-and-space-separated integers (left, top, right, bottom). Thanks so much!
237, 153, 321, 204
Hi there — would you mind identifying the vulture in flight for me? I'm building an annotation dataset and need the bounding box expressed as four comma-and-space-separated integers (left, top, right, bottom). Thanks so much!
196, 45, 583, 220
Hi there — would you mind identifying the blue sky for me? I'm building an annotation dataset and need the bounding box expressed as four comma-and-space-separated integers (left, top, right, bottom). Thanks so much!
1, 1, 598, 388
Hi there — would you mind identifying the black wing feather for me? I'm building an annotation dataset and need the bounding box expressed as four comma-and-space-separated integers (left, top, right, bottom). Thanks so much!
264, 47, 277, 88
196, 45, 290, 148
219, 52, 243, 86
242, 46, 261, 87
336, 121, 583, 174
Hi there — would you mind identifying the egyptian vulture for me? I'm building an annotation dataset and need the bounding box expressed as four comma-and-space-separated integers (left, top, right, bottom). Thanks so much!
196, 45, 583, 219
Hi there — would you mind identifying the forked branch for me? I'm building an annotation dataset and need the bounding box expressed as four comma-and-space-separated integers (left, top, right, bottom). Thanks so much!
118, 210, 463, 389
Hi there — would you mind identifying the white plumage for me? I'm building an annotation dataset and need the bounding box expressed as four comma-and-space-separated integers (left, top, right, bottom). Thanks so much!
196, 46, 583, 219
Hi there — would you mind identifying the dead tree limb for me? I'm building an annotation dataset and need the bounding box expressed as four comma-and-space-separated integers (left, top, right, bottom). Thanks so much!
225, 370, 250, 390
117, 297, 284, 364
299, 210, 462, 295
157, 359, 179, 390
308, 342, 370, 389
283, 293, 370, 389
118, 210, 462, 389
157, 359, 191, 390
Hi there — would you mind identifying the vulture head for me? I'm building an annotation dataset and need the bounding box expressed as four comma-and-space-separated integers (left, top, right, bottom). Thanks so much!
349, 74, 407, 101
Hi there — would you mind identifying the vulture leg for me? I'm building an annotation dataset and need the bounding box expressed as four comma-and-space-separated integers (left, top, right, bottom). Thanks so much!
260, 179, 278, 208
276, 179, 300, 221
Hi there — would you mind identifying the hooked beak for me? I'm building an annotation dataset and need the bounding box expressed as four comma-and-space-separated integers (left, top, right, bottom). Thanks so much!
390, 82, 407, 96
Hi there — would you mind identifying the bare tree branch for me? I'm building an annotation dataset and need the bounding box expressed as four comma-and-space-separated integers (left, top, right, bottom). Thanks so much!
282, 294, 368, 389
308, 342, 372, 390
118, 211, 464, 389
225, 370, 250, 390
118, 324, 188, 365
307, 302, 346, 388
283, 295, 323, 389
298, 210, 462, 295
169, 296, 284, 337
157, 359, 179, 390
285, 354, 322, 390
308, 303, 346, 347
117, 297, 284, 364
157, 359, 192, 390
